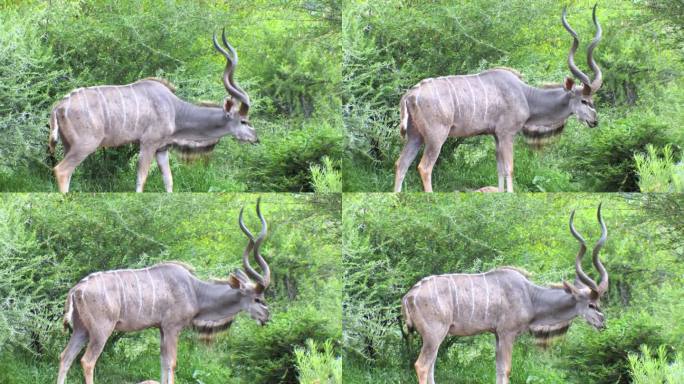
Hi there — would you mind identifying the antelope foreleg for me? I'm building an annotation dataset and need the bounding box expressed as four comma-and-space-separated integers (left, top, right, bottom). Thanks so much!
135, 146, 156, 193
155, 150, 173, 193
495, 135, 515, 193
160, 327, 181, 384
495, 333, 515, 384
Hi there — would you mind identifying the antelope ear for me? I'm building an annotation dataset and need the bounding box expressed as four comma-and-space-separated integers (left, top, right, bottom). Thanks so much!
563, 77, 575, 91
563, 281, 579, 295
582, 83, 593, 96
589, 290, 600, 301
227, 273, 241, 288
255, 283, 265, 294
223, 98, 236, 113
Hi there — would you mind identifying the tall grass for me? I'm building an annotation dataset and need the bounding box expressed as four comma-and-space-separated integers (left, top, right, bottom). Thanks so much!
294, 339, 342, 384
634, 144, 684, 192
628, 345, 684, 384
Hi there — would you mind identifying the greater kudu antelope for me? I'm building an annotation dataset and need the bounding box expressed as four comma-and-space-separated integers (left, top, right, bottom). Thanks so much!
394, 6, 604, 192
48, 29, 256, 193
402, 204, 609, 384
57, 199, 271, 384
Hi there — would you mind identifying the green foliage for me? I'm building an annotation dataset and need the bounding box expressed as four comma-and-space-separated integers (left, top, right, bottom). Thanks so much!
0, 193, 342, 384
343, 193, 684, 383
343, 0, 684, 192
225, 306, 340, 383
562, 311, 667, 384
628, 345, 684, 384
310, 156, 342, 193
564, 113, 676, 191
634, 144, 684, 192
294, 339, 342, 384
0, 0, 342, 192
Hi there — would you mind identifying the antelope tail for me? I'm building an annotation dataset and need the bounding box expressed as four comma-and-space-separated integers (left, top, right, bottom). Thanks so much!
62, 290, 74, 332
48, 110, 59, 155
401, 296, 415, 333
399, 96, 410, 139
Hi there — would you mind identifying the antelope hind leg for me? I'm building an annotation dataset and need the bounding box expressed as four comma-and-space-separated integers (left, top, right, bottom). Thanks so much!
394, 133, 424, 192
417, 133, 447, 193
54, 145, 97, 193
56, 328, 88, 384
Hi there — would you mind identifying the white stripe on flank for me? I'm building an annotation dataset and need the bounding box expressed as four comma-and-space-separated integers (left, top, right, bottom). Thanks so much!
447, 77, 462, 120
130, 85, 140, 131
430, 81, 449, 118
483, 274, 490, 321
133, 272, 143, 318
98, 273, 112, 310
114, 271, 127, 315
448, 275, 460, 319
469, 275, 475, 321
478, 76, 489, 120
413, 89, 434, 129
464, 77, 476, 126
432, 278, 445, 315
64, 91, 74, 123
116, 87, 127, 130
95, 87, 112, 131
147, 268, 156, 315
80, 289, 96, 327
80, 89, 96, 128
442, 78, 456, 121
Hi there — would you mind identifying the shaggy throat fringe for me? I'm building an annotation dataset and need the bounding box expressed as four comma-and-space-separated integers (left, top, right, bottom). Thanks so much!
192, 317, 234, 342
529, 321, 571, 348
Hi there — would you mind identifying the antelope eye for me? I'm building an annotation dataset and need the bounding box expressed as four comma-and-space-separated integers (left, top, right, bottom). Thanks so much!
255, 298, 264, 304
588, 303, 598, 310
581, 100, 588, 105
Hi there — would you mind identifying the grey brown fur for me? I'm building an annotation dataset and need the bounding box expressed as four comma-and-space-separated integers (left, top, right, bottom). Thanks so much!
57, 199, 271, 384
402, 204, 609, 384
48, 29, 256, 192
394, 6, 604, 192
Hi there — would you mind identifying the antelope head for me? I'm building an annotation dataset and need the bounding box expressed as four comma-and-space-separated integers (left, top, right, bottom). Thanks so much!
563, 203, 609, 330
228, 198, 271, 325
212, 28, 258, 143
561, 4, 603, 128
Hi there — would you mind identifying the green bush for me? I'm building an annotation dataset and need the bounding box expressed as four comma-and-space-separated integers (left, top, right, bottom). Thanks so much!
295, 339, 342, 384
310, 156, 342, 193
225, 305, 340, 383
562, 113, 675, 191
634, 144, 684, 192
628, 345, 684, 384
562, 311, 666, 384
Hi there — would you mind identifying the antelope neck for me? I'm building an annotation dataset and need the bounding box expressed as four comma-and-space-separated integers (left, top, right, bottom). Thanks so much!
192, 279, 243, 320
523, 86, 573, 127
174, 101, 227, 133
529, 285, 577, 325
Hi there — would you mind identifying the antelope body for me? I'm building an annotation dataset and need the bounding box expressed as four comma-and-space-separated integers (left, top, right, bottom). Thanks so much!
394, 6, 604, 192
57, 199, 272, 384
48, 29, 255, 193
402, 204, 609, 384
